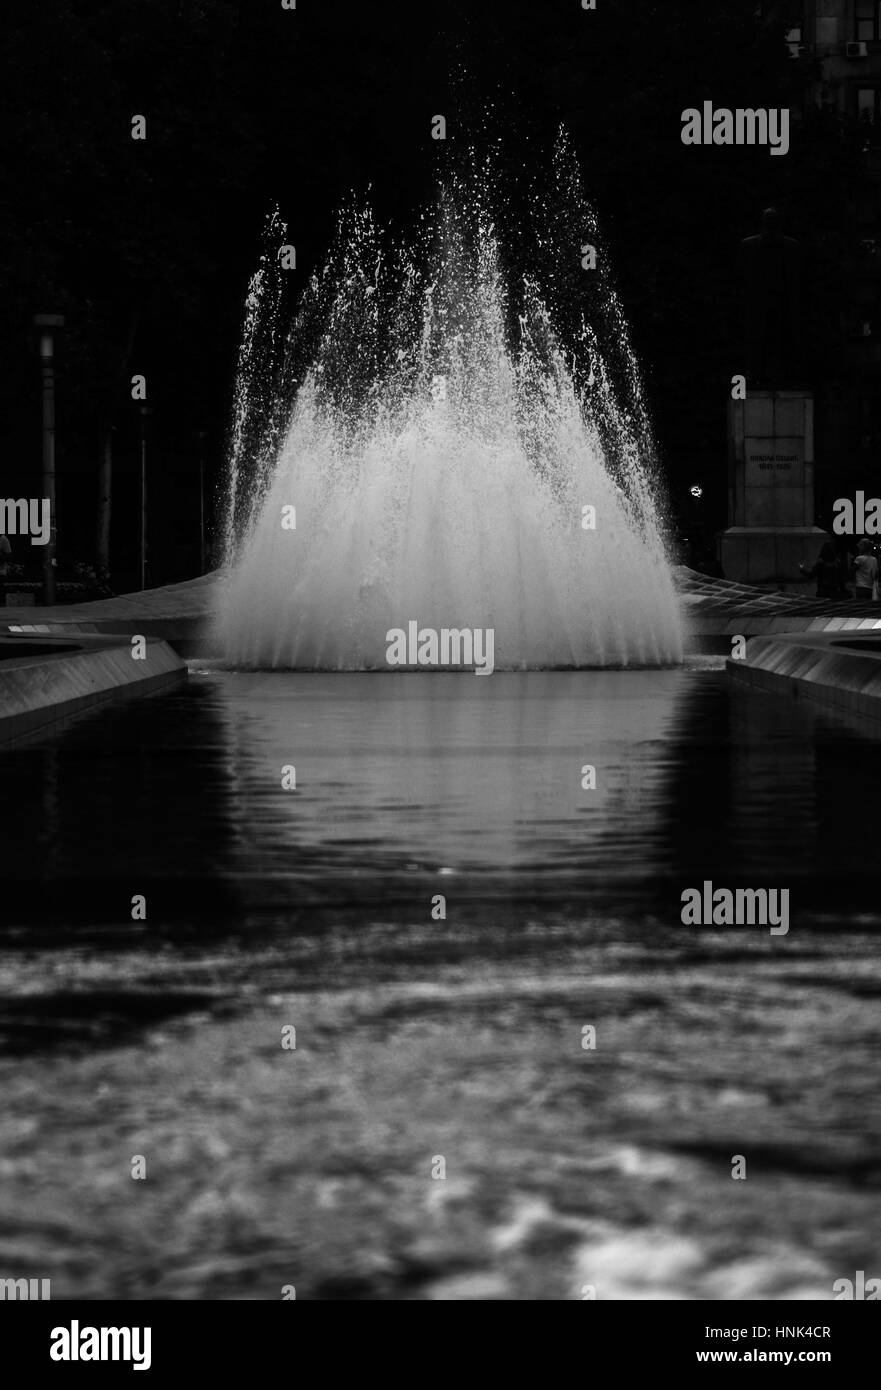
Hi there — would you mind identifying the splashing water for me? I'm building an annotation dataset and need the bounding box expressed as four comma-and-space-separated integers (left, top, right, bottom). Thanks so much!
221, 143, 683, 669
223, 206, 289, 565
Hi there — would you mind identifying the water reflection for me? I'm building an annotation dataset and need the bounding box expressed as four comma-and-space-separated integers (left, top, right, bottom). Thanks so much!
1, 671, 880, 1300
3, 668, 881, 930
661, 678, 881, 918
213, 670, 683, 906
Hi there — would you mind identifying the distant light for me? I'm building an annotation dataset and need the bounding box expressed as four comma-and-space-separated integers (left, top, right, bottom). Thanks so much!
690, 484, 703, 499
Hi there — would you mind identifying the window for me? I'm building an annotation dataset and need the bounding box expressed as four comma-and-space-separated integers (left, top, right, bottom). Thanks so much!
856, 1, 881, 42
858, 87, 880, 122
856, 279, 881, 335
785, 14, 804, 58
857, 187, 881, 228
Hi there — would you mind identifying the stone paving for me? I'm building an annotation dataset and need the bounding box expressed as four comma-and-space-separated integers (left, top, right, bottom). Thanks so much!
1, 572, 221, 636
675, 568, 881, 636
3, 566, 881, 641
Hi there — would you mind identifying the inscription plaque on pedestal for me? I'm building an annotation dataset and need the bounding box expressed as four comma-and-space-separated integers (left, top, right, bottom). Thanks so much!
720, 210, 828, 586
721, 390, 826, 585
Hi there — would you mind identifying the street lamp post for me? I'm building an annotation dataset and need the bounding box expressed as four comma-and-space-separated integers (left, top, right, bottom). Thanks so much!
138, 405, 152, 591
33, 314, 64, 606
197, 429, 208, 574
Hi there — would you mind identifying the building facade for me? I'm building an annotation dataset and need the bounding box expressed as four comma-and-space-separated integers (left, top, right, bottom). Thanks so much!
768, 2, 881, 527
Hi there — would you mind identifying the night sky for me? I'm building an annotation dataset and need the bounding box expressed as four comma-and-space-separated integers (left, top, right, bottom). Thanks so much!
0, 2, 857, 585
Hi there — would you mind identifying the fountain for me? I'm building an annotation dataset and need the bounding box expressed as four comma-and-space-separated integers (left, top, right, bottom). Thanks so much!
220, 137, 683, 669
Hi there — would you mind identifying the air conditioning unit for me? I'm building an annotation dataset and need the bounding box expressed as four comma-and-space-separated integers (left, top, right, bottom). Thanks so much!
860, 238, 878, 254
846, 41, 869, 58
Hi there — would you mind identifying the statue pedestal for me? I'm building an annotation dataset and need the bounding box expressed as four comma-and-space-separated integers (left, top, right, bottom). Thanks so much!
721, 389, 827, 585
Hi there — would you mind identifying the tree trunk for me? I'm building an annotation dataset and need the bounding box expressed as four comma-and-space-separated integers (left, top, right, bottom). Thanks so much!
95, 304, 141, 586
96, 421, 112, 578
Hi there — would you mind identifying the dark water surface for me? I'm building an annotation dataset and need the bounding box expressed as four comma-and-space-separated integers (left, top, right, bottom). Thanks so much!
1, 667, 879, 1299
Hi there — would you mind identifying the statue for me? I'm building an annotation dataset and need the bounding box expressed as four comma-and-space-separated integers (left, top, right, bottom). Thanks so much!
740, 208, 802, 386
